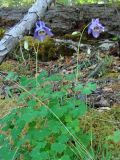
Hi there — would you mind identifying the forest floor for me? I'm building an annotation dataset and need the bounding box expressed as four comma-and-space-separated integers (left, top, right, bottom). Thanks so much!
0, 34, 120, 159
0, 37, 120, 117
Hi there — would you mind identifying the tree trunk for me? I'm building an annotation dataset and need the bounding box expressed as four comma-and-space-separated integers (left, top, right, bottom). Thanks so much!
0, 0, 54, 64
0, 3, 120, 63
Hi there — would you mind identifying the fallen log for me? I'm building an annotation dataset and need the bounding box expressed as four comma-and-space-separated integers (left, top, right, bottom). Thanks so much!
0, 0, 54, 64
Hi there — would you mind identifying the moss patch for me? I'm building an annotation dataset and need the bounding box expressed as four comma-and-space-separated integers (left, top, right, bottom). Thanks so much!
0, 28, 5, 38
103, 72, 120, 79
19, 36, 75, 61
63, 33, 81, 41
0, 60, 15, 72
80, 107, 120, 159
0, 98, 17, 119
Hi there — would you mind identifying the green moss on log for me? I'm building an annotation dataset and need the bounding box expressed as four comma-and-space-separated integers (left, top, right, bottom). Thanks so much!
0, 28, 5, 38
0, 61, 15, 71
19, 36, 75, 61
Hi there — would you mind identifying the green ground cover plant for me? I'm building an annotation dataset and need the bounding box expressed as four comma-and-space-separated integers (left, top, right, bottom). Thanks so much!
0, 71, 98, 160
1, 70, 120, 160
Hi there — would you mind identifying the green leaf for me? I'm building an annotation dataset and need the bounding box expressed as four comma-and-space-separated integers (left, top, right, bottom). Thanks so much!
15, 135, 29, 148
64, 73, 76, 81
11, 121, 25, 141
33, 142, 47, 150
51, 91, 66, 99
51, 143, 66, 153
82, 82, 97, 95
47, 74, 63, 81
67, 119, 80, 132
74, 84, 83, 92
57, 135, 69, 143
37, 88, 52, 100
112, 36, 119, 41
65, 115, 72, 123
59, 155, 71, 160
65, 114, 72, 123
36, 89, 45, 97
30, 151, 49, 160
5, 72, 18, 81
37, 70, 48, 83
29, 128, 51, 141
61, 84, 72, 92
20, 108, 40, 123
48, 120, 61, 133
51, 106, 68, 118
27, 99, 37, 108
0, 109, 17, 124
19, 76, 29, 86
0, 143, 15, 160
0, 134, 5, 145
107, 130, 120, 143
87, 82, 97, 91
71, 102, 87, 117
38, 106, 48, 117
77, 131, 91, 147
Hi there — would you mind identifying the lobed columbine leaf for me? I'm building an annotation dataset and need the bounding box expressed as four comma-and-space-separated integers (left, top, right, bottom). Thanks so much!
51, 142, 66, 154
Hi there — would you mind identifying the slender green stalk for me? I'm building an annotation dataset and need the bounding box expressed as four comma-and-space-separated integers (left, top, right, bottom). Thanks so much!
35, 51, 38, 86
76, 23, 90, 83
11, 147, 19, 160
32, 41, 40, 86
19, 42, 26, 65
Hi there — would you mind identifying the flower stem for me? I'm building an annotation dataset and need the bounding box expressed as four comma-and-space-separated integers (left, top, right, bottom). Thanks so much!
76, 23, 90, 83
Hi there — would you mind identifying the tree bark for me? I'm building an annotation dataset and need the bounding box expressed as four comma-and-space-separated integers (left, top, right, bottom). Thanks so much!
0, 0, 54, 64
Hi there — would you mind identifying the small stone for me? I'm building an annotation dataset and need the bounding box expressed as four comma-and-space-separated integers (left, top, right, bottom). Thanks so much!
98, 40, 115, 51
98, 107, 111, 112
94, 97, 110, 108
99, 97, 110, 107
103, 87, 113, 92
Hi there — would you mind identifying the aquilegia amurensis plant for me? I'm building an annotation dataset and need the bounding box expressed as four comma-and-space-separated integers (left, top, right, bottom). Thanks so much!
0, 19, 108, 160
34, 19, 105, 41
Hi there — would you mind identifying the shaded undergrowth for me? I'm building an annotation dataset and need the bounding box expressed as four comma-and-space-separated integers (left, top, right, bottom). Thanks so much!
0, 70, 120, 160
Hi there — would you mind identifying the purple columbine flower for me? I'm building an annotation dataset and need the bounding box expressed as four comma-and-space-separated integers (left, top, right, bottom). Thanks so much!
34, 20, 53, 41
88, 18, 105, 38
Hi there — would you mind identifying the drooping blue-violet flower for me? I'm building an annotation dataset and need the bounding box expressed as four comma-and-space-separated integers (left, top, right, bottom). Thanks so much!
34, 20, 53, 41
88, 18, 105, 38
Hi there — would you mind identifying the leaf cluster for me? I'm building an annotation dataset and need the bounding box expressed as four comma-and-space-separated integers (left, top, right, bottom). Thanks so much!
0, 71, 97, 160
